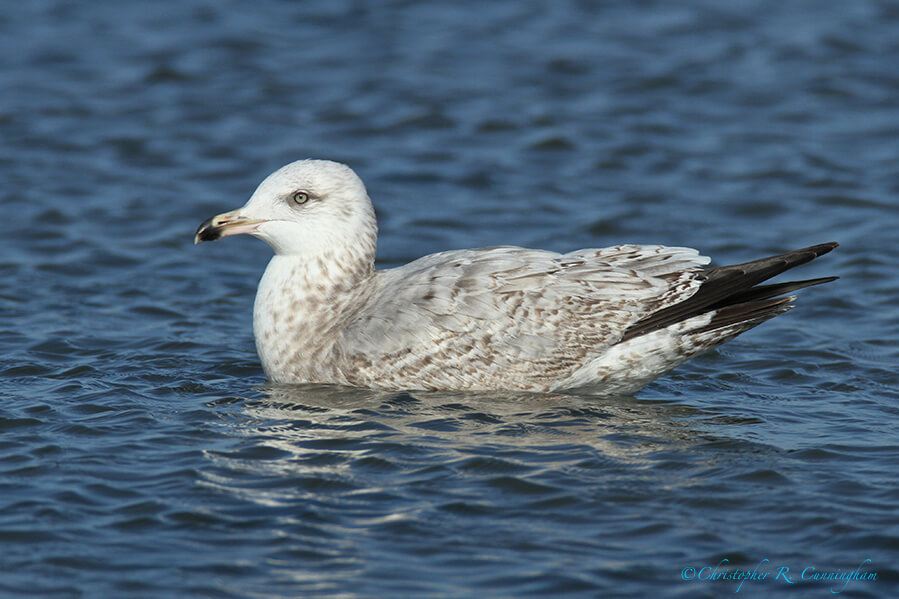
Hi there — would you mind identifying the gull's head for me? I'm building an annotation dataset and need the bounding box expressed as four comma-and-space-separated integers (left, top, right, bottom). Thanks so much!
194, 159, 377, 257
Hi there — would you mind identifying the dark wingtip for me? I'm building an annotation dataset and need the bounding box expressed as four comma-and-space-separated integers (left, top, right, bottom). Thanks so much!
808, 241, 839, 256
812, 275, 839, 285
621, 241, 839, 342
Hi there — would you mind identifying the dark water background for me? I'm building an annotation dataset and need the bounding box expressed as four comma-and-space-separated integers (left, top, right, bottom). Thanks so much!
3, 1, 898, 597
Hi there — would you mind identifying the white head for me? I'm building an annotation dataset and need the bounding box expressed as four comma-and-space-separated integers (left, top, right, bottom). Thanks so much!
195, 159, 378, 261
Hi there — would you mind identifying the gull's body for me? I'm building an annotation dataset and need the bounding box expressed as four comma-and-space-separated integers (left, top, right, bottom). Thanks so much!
195, 160, 837, 394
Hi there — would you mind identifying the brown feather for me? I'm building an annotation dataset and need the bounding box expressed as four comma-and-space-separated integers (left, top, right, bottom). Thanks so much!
622, 242, 838, 341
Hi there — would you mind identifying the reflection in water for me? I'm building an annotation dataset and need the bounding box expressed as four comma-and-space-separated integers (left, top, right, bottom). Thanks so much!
201, 383, 725, 510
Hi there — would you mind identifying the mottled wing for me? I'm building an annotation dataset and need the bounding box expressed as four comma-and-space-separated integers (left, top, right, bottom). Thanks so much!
334, 245, 710, 391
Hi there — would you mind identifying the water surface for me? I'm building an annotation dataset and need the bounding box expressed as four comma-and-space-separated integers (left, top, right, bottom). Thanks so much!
2, 1, 898, 597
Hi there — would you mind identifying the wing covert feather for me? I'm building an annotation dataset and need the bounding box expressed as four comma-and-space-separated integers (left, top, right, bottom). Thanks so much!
332, 245, 709, 389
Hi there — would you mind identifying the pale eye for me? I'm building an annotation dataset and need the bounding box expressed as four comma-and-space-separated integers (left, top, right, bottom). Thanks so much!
292, 191, 310, 205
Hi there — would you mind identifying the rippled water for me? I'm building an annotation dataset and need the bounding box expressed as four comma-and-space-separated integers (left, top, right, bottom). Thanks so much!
3, 1, 898, 597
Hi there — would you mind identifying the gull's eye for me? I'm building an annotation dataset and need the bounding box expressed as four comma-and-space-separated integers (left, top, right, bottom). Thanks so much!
292, 191, 310, 205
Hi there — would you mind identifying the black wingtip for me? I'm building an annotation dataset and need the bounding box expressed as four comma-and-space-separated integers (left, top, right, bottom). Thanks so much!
621, 242, 839, 342
695, 295, 797, 334
806, 241, 839, 257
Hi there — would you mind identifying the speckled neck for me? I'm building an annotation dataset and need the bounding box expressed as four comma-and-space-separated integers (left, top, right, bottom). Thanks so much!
252, 237, 376, 383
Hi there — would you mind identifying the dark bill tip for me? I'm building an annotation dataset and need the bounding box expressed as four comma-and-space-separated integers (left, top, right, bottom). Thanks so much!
194, 217, 223, 244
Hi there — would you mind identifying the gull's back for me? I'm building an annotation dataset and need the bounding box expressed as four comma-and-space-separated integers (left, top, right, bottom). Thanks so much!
330, 244, 714, 393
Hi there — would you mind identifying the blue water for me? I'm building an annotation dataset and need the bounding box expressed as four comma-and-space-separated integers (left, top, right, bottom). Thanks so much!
3, 1, 898, 597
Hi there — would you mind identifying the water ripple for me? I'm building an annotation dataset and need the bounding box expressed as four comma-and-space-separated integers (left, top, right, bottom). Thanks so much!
1, 1, 897, 597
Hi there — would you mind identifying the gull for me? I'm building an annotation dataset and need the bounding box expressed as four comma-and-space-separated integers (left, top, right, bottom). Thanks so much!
195, 159, 837, 395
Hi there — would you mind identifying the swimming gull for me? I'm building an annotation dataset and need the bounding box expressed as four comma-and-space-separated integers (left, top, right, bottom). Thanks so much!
195, 159, 838, 394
